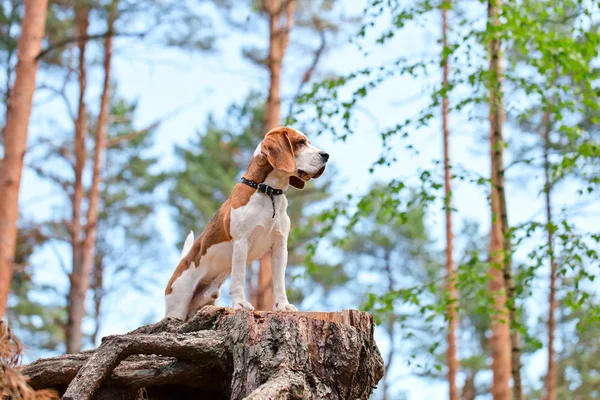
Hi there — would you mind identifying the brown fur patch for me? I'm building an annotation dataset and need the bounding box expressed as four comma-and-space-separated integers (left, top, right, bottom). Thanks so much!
267, 127, 311, 189
165, 203, 232, 295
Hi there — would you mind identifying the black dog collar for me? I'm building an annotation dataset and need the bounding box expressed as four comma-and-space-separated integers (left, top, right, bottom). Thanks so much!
240, 177, 283, 218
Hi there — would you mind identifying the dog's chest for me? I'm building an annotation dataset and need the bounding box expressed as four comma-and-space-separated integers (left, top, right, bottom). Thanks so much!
230, 192, 289, 262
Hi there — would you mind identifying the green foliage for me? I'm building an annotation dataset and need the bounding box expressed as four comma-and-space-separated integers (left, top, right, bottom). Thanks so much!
9, 89, 165, 351
8, 224, 65, 352
292, 0, 600, 394
94, 93, 167, 315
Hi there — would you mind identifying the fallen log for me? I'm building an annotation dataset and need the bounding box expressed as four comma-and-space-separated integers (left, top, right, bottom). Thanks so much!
23, 307, 384, 399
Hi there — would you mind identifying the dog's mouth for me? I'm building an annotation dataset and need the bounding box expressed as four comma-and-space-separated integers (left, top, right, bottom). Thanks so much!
297, 169, 309, 181
297, 165, 326, 181
312, 165, 326, 179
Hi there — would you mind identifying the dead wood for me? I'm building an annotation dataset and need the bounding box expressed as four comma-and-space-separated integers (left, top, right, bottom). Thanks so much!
23, 307, 384, 400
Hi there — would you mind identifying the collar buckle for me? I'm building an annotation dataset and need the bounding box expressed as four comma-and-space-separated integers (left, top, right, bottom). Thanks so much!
240, 177, 283, 218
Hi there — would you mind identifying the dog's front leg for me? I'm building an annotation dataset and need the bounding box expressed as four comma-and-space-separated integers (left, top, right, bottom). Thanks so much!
229, 239, 254, 310
271, 235, 297, 311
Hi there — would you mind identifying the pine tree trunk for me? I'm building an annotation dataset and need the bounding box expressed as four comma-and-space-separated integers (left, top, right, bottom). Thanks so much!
488, 0, 523, 397
66, 2, 90, 354
487, 1, 512, 399
23, 307, 384, 400
91, 253, 104, 346
442, 2, 459, 399
381, 250, 395, 400
543, 100, 557, 400
67, 1, 116, 353
0, 0, 48, 318
255, 0, 295, 310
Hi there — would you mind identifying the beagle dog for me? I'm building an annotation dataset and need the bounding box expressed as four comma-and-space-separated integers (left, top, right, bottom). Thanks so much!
165, 127, 329, 320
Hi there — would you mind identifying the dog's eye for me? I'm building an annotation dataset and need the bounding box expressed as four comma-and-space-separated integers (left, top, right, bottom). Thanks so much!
298, 139, 306, 146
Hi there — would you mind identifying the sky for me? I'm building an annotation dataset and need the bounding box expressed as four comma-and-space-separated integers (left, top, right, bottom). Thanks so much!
13, 1, 600, 399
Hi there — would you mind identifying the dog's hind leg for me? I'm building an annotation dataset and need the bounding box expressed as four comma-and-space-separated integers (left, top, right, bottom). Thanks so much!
185, 273, 227, 320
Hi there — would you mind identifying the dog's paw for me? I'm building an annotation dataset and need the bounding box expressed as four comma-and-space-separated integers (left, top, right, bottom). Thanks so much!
232, 299, 255, 311
274, 302, 298, 312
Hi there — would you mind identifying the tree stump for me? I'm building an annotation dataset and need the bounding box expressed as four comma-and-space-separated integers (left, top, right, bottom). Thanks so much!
22, 307, 384, 399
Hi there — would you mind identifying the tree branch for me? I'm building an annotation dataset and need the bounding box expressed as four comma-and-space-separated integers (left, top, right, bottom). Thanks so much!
106, 98, 202, 148
287, 14, 326, 121
24, 353, 226, 392
36, 30, 149, 61
62, 331, 228, 400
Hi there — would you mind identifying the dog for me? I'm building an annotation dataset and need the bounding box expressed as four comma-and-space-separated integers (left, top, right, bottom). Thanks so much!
165, 126, 329, 320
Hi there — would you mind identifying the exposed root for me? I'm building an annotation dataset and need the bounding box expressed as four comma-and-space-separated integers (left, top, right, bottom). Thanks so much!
1, 321, 58, 399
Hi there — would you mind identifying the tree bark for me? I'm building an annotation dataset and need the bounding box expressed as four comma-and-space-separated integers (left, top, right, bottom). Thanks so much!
543, 99, 557, 400
488, 0, 523, 397
66, 1, 90, 354
255, 0, 295, 310
487, 1, 512, 399
0, 0, 48, 318
442, 2, 459, 400
91, 253, 104, 346
23, 307, 384, 400
461, 372, 477, 400
66, 1, 116, 353
382, 250, 395, 400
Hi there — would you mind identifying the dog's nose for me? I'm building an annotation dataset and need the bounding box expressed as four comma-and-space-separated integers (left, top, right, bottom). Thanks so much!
320, 152, 329, 162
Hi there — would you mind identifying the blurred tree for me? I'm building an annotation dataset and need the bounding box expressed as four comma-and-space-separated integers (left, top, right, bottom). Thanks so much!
504, 3, 600, 398
440, 0, 458, 398
0, 1, 65, 352
64, 0, 117, 355
23, 0, 217, 353
0, 0, 48, 318
486, 0, 520, 396
24, 90, 165, 352
6, 224, 65, 352
169, 92, 346, 307
342, 185, 441, 400
213, 0, 353, 309
0, 0, 23, 117
89, 95, 167, 345
527, 293, 600, 400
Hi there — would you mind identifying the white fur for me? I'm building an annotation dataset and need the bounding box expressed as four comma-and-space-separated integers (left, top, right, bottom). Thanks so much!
181, 231, 194, 258
296, 142, 326, 175
253, 142, 262, 157
228, 175, 291, 310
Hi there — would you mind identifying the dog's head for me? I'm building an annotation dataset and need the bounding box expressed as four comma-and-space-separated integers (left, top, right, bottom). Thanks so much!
259, 127, 329, 189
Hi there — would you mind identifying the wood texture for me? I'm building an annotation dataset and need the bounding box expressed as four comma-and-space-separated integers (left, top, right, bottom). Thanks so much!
441, 2, 459, 399
23, 307, 383, 400
487, 0, 513, 398
0, 0, 48, 317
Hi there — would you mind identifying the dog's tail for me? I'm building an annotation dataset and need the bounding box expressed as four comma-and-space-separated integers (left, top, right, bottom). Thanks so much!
181, 231, 194, 259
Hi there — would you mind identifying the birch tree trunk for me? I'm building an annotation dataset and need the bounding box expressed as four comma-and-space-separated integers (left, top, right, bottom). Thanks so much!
0, 0, 48, 317
487, 1, 512, 398
442, 2, 459, 399
543, 100, 557, 400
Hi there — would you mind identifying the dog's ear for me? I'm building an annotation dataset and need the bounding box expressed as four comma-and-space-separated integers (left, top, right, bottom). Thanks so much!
262, 129, 296, 174
289, 176, 305, 189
